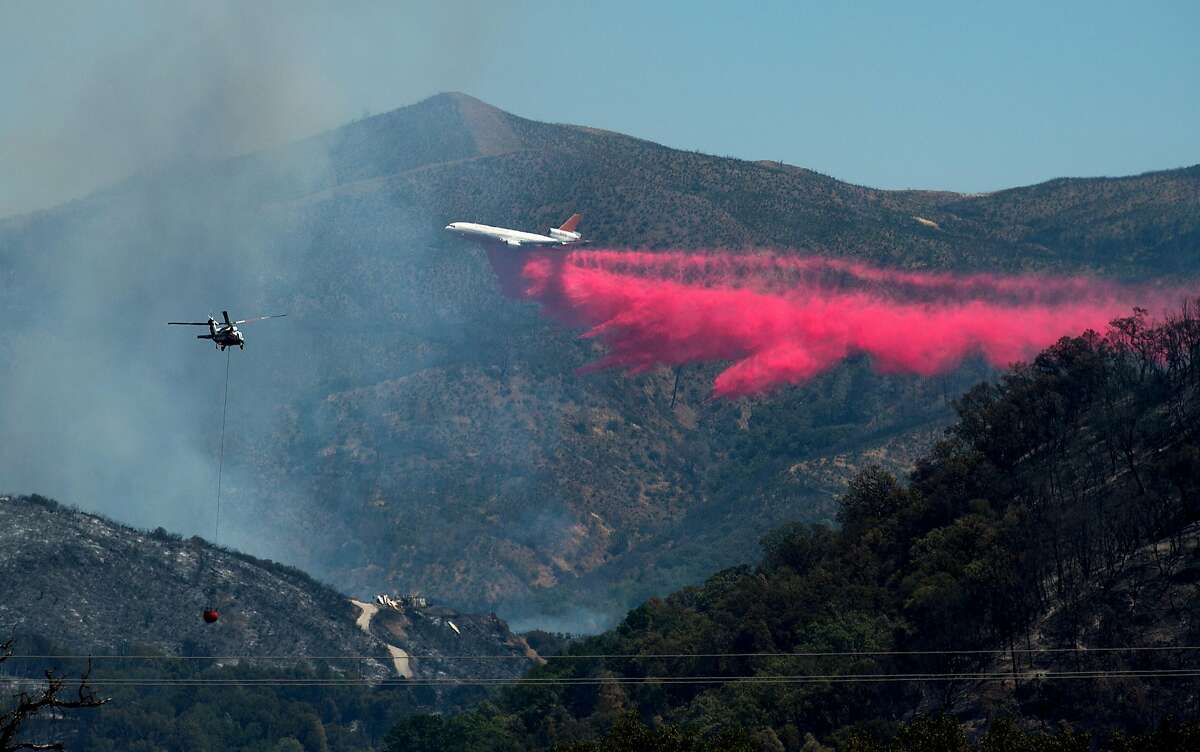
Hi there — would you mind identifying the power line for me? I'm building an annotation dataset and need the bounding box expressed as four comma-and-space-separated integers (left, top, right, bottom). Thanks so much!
2, 668, 1200, 689
9, 645, 1200, 661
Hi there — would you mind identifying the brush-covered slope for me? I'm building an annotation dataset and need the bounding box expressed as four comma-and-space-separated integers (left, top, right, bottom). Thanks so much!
1, 93, 1196, 628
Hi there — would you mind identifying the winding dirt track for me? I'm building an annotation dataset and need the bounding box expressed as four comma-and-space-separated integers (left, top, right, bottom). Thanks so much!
349, 599, 413, 678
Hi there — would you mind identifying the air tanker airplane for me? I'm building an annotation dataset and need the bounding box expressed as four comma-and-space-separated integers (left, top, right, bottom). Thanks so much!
445, 213, 584, 248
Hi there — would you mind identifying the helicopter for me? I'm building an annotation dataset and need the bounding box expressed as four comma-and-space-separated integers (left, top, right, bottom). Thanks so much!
168, 311, 286, 350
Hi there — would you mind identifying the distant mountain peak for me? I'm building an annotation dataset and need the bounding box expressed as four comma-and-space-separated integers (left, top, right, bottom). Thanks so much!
308, 91, 525, 186
440, 92, 524, 156
425, 91, 497, 108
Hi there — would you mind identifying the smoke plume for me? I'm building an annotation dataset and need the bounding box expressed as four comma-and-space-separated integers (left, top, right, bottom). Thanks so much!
488, 248, 1193, 397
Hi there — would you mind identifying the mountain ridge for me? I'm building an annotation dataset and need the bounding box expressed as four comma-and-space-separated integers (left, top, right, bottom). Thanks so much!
8, 90, 1196, 252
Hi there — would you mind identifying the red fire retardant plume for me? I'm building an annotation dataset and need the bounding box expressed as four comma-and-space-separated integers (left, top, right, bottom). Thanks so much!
485, 248, 1192, 398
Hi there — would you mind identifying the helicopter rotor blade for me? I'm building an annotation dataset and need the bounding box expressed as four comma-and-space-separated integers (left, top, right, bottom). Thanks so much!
167, 322, 212, 326
233, 314, 287, 325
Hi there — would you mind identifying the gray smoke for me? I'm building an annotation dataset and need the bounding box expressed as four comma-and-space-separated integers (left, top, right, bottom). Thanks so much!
0, 3, 350, 550
0, 2, 351, 218
0, 1, 507, 218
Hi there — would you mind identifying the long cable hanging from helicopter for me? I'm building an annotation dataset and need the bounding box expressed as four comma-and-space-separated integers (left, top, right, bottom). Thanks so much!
215, 347, 231, 546
167, 309, 286, 624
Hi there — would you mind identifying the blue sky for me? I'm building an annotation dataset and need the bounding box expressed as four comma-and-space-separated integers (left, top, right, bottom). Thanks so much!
1, 0, 1196, 215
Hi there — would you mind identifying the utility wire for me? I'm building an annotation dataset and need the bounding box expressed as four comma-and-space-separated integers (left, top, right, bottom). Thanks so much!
3, 668, 1200, 689
10, 645, 1200, 661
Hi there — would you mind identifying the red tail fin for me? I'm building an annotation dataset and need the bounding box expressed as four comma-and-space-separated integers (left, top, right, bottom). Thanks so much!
558, 213, 582, 233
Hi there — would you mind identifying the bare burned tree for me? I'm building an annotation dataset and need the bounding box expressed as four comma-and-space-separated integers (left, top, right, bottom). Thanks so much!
1, 637, 109, 752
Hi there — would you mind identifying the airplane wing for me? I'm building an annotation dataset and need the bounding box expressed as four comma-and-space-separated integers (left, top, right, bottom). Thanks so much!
234, 314, 287, 325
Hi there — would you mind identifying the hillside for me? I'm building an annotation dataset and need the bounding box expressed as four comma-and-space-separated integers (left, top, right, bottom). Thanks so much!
395, 303, 1200, 750
0, 92, 1196, 628
0, 494, 534, 681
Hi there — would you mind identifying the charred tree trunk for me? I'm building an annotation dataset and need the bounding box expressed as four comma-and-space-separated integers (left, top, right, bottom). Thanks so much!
1, 638, 110, 752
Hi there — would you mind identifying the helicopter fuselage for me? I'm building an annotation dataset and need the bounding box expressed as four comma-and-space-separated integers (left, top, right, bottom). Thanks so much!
201, 325, 245, 350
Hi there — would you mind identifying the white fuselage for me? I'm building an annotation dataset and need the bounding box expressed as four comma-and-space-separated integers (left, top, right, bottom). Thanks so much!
444, 221, 580, 248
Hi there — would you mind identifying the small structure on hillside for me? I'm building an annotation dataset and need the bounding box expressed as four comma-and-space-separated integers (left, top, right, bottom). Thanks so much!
374, 593, 428, 611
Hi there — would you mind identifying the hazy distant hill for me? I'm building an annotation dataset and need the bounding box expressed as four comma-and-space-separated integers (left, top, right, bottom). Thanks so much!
1, 93, 1196, 630
226, 92, 1200, 275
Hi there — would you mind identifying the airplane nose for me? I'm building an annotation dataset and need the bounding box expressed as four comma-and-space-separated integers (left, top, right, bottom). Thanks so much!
444, 224, 454, 230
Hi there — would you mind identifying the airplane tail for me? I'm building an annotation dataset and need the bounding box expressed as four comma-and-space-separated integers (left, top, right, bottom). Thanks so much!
558, 213, 582, 233
549, 213, 583, 243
